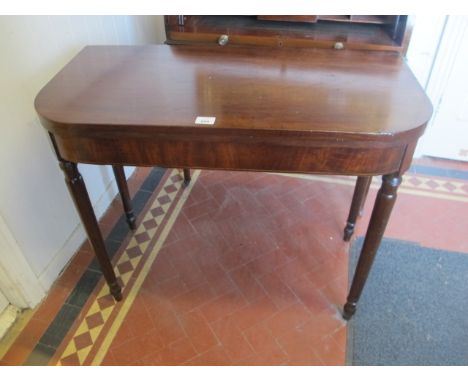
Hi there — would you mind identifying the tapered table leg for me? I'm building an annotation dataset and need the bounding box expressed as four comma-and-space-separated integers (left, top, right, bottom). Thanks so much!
60, 161, 122, 301
343, 173, 402, 320
112, 165, 136, 230
358, 176, 372, 217
343, 176, 372, 241
183, 168, 191, 186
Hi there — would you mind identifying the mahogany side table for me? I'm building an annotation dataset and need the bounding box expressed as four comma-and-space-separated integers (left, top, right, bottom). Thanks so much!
35, 45, 432, 319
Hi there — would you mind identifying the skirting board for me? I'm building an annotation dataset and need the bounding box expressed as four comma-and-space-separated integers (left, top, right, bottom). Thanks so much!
0, 305, 20, 341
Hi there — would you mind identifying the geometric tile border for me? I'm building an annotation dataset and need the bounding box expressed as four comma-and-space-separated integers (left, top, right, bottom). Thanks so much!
3, 162, 466, 365
54, 169, 197, 365
278, 173, 468, 203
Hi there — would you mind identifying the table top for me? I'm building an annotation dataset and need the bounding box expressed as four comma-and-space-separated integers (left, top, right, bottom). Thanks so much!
35, 45, 432, 140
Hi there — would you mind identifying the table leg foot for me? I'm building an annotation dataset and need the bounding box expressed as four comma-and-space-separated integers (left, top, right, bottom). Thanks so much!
110, 281, 123, 301
343, 223, 355, 242
342, 302, 357, 320
343, 176, 372, 241
126, 214, 137, 231
183, 168, 191, 186
112, 165, 136, 230
344, 173, 402, 320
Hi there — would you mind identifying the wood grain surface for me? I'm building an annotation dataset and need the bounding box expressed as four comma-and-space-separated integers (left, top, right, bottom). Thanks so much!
35, 45, 432, 138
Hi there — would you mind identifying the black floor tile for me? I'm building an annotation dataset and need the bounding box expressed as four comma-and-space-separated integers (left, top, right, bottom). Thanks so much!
35, 304, 82, 349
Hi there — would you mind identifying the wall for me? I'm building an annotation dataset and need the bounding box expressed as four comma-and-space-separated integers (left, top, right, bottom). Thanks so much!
406, 15, 447, 157
406, 15, 468, 160
0, 16, 166, 308
410, 16, 468, 161
406, 15, 447, 89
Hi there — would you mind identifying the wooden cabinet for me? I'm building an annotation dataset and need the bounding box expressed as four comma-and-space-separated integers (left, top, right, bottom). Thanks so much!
165, 15, 412, 54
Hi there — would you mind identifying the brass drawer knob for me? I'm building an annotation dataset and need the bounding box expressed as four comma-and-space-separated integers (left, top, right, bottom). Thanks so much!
334, 42, 345, 50
218, 34, 229, 46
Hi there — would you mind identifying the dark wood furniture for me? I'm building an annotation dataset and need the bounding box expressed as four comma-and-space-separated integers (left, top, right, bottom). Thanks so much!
165, 15, 414, 245
35, 43, 431, 319
165, 15, 413, 54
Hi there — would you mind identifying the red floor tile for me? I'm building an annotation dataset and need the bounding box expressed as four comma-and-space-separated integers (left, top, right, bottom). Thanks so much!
4, 158, 467, 366
98, 169, 355, 365
177, 310, 218, 353
198, 289, 247, 323
356, 187, 468, 253
243, 323, 283, 356
140, 337, 197, 366
258, 272, 298, 310
210, 316, 256, 363
182, 345, 232, 365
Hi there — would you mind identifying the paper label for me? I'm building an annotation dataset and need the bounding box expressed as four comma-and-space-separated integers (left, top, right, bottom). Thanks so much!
195, 116, 216, 125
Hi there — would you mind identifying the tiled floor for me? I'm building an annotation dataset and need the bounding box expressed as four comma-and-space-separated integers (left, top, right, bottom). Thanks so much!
1, 157, 467, 366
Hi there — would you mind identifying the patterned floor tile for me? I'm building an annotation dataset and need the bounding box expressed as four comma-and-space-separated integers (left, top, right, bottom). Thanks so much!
2, 158, 467, 366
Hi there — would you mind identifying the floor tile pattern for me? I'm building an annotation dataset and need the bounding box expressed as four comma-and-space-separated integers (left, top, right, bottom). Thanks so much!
101, 170, 350, 366
54, 170, 187, 365
1, 157, 467, 366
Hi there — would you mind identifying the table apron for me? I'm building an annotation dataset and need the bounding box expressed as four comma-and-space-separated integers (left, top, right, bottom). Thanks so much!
53, 134, 408, 175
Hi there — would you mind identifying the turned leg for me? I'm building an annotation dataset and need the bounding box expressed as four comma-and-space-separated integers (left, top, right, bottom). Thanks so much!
60, 161, 122, 301
343, 173, 402, 320
183, 168, 191, 186
343, 176, 372, 241
112, 165, 136, 230
359, 176, 372, 217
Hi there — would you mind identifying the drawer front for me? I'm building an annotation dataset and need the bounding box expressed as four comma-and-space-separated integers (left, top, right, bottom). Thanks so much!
165, 15, 410, 53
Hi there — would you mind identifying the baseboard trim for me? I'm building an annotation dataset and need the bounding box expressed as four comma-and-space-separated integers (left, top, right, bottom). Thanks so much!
0, 305, 21, 342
